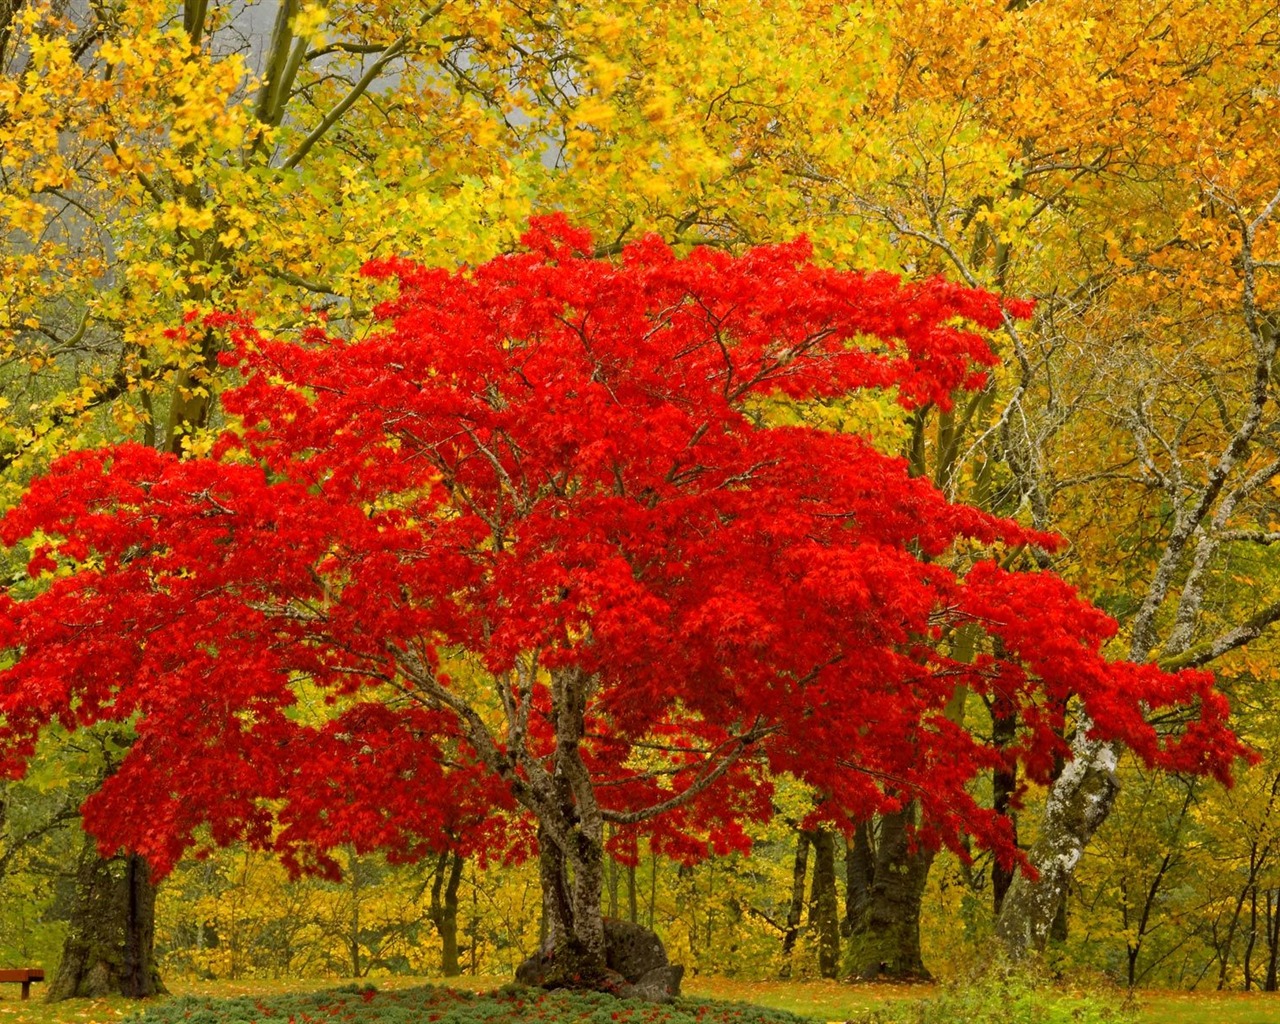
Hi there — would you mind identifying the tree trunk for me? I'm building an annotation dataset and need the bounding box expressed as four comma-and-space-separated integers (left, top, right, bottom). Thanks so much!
440, 852, 464, 976
844, 822, 873, 937
539, 825, 573, 953
536, 823, 608, 982
779, 829, 811, 978
995, 730, 1119, 956
1266, 890, 1280, 991
1050, 884, 1069, 942
348, 850, 362, 978
628, 859, 638, 925
1218, 875, 1257, 991
469, 864, 479, 975
525, 668, 610, 985
48, 835, 166, 1000
808, 830, 840, 979
846, 805, 934, 981
1245, 886, 1259, 991
991, 702, 1018, 915
648, 855, 657, 929
607, 834, 619, 920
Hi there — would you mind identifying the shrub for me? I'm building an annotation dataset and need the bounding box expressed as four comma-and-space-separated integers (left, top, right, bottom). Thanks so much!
851, 958, 1133, 1024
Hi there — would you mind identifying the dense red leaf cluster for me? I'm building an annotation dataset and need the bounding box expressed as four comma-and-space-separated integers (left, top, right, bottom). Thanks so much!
0, 218, 1244, 877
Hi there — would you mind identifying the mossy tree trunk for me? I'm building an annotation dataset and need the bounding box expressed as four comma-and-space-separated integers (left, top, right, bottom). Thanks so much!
846, 805, 934, 981
428, 851, 465, 977
843, 821, 873, 936
48, 835, 166, 1000
523, 668, 611, 986
807, 829, 840, 979
991, 701, 1019, 915
779, 829, 810, 978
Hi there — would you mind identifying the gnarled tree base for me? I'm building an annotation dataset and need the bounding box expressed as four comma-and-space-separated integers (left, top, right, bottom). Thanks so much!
845, 807, 935, 982
48, 839, 166, 1001
516, 920, 683, 1002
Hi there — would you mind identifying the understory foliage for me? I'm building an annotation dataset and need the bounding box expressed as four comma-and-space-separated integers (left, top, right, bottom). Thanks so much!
123, 984, 818, 1024
851, 958, 1132, 1024
117, 975, 1134, 1024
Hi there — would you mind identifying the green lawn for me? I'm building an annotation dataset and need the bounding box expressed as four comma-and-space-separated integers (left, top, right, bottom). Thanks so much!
0, 976, 1274, 1024
1134, 990, 1280, 1024
685, 978, 922, 1020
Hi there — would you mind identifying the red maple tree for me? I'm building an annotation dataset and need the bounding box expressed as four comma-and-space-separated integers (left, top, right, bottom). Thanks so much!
0, 218, 1244, 984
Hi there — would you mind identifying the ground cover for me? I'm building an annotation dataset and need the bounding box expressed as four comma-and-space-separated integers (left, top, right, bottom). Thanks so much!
0, 983, 825, 1024
686, 980, 919, 1020
1134, 991, 1280, 1024
0, 977, 1272, 1024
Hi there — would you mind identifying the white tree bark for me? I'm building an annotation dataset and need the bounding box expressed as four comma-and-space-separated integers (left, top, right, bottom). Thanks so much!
996, 187, 1280, 955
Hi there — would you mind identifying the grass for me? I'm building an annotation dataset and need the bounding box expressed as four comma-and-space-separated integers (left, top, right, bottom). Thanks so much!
1133, 989, 1280, 1024
0, 976, 1272, 1024
684, 979, 920, 1021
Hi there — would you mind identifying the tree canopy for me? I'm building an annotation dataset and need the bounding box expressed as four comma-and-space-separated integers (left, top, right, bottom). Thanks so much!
0, 221, 1245, 983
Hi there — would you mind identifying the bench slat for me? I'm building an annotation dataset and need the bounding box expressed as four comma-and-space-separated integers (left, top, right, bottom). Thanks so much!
0, 969, 43, 1000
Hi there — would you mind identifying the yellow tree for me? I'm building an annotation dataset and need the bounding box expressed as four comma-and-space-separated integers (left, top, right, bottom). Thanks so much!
688, 0, 1280, 970
695, 0, 1279, 958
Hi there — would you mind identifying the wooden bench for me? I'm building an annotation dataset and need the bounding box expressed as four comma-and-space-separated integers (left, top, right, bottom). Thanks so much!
0, 969, 44, 1000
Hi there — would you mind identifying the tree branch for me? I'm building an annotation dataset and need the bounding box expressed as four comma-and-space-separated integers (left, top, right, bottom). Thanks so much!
1159, 599, 1280, 671
602, 721, 778, 825
282, 4, 447, 171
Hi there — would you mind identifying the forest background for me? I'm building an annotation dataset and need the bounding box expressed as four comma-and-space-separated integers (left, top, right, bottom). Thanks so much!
1, 0, 1280, 998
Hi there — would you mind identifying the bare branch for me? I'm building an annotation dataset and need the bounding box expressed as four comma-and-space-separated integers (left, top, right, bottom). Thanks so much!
282, 4, 448, 171
602, 721, 778, 825
1216, 529, 1280, 545
1141, 188, 1280, 659
1160, 599, 1280, 671
306, 41, 393, 61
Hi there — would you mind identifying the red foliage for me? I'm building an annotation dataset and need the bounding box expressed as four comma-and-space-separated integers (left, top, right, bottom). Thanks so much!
0, 218, 1245, 875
